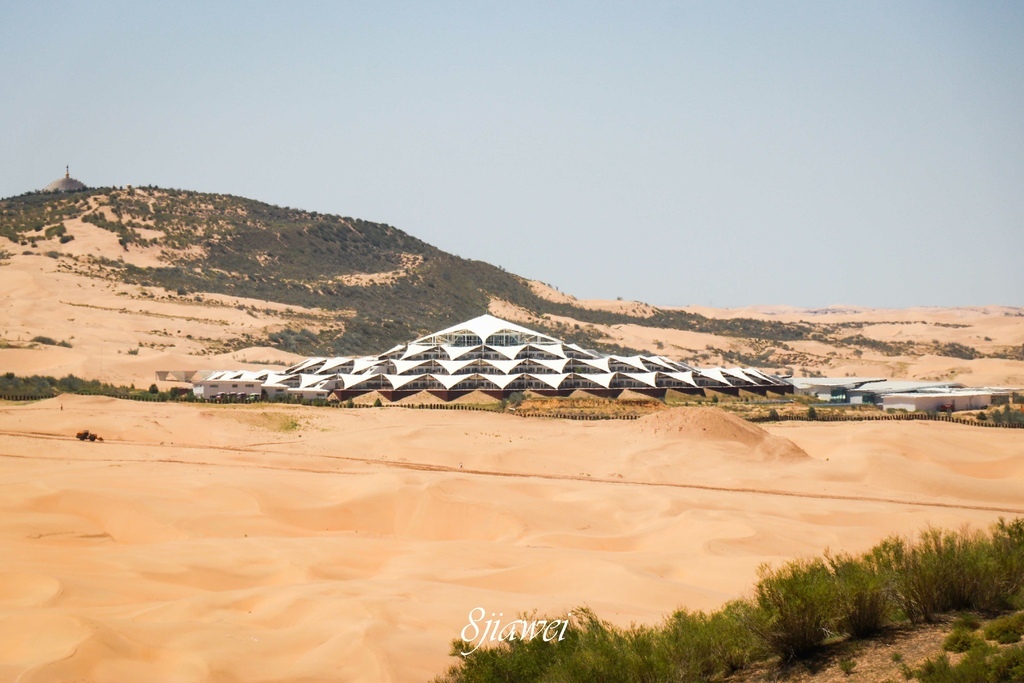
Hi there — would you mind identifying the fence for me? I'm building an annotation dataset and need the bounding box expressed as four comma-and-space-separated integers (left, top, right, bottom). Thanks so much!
748, 411, 1024, 429
2, 392, 1021, 428
512, 411, 642, 421
384, 404, 644, 420
385, 402, 498, 412
0, 394, 56, 402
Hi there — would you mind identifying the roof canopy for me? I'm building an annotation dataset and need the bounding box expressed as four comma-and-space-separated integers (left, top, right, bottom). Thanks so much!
198, 313, 790, 396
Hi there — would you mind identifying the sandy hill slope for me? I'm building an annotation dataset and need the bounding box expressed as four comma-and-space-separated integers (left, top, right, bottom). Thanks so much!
5, 186, 1021, 385
0, 398, 1021, 682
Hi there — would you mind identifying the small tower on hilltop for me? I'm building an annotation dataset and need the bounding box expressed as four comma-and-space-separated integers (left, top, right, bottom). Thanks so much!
43, 166, 87, 193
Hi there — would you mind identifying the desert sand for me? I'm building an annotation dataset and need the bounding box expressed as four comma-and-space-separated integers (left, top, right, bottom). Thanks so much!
0, 397, 1021, 682
2, 224, 1023, 681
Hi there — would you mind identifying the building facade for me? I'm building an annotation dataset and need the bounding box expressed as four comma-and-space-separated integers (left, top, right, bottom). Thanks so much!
193, 314, 792, 402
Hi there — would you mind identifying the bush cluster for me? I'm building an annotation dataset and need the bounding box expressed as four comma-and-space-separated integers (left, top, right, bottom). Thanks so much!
0, 373, 131, 398
914, 643, 1024, 682
984, 612, 1024, 644
991, 404, 1024, 426
30, 335, 72, 348
435, 519, 1024, 682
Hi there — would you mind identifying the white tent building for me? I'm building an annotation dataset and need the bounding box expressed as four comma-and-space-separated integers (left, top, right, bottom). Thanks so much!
193, 314, 792, 401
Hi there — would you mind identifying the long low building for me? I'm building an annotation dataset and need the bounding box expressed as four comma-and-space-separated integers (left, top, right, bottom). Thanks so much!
192, 314, 792, 401
789, 376, 1016, 412
882, 391, 993, 413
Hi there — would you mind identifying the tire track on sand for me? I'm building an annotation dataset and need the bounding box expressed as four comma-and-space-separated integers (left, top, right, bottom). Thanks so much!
0, 429, 1022, 515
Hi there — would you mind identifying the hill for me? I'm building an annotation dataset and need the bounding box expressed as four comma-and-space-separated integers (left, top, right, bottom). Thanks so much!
2, 186, 1023, 385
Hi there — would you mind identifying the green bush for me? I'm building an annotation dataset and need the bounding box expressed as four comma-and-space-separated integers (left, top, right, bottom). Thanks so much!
807, 405, 818, 419
953, 613, 982, 631
0, 373, 127, 398
544, 614, 672, 683
914, 642, 1020, 683
989, 518, 1024, 608
867, 527, 1004, 622
660, 602, 758, 680
747, 558, 836, 660
29, 335, 72, 348
828, 552, 893, 637
942, 627, 984, 652
988, 644, 1024, 682
984, 612, 1024, 644
44, 224, 66, 239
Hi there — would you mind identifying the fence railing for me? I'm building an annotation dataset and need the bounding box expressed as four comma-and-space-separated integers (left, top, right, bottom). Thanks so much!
747, 411, 1024, 428
1, 392, 1021, 428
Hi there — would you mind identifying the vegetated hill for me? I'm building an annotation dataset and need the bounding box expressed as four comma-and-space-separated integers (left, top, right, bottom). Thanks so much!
2, 187, 1021, 370
0, 186, 822, 356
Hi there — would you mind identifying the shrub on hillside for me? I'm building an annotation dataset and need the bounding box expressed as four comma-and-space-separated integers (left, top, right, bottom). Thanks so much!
747, 558, 837, 660
989, 517, 1024, 609
432, 521, 1024, 682
828, 552, 893, 637
867, 527, 1005, 622
661, 602, 758, 680
942, 627, 984, 652
984, 612, 1024, 644
952, 613, 981, 631
914, 643, 1023, 683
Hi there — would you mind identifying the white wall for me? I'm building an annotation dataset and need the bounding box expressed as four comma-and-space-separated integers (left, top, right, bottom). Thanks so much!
193, 381, 262, 398
883, 393, 991, 413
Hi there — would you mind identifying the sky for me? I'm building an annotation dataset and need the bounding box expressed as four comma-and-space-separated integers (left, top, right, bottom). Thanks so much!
2, 2, 1022, 308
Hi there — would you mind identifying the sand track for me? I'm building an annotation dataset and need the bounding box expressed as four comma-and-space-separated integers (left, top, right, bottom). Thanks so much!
0, 428, 1020, 516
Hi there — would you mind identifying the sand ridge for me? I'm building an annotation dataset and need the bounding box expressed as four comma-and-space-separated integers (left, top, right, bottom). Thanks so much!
0, 397, 1021, 681
637, 407, 809, 461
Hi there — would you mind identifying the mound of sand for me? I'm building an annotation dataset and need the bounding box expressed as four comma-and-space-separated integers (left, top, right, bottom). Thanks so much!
450, 390, 502, 405
637, 407, 809, 461
351, 391, 390, 406
617, 389, 666, 405
392, 391, 448, 406
569, 389, 606, 400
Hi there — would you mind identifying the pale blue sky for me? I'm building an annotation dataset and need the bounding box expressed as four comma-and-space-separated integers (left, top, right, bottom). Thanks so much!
2, 2, 1022, 307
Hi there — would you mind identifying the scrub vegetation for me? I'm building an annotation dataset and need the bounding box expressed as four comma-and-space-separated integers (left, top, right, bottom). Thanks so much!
434, 519, 1024, 682
7, 186, 1009, 362
0, 372, 128, 398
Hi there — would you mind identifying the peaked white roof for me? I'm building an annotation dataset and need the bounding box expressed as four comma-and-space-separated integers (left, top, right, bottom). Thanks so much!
413, 314, 559, 345
197, 313, 790, 397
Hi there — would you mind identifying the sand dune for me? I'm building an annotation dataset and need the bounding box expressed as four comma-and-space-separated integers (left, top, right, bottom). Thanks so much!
637, 407, 809, 461
0, 397, 1021, 681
